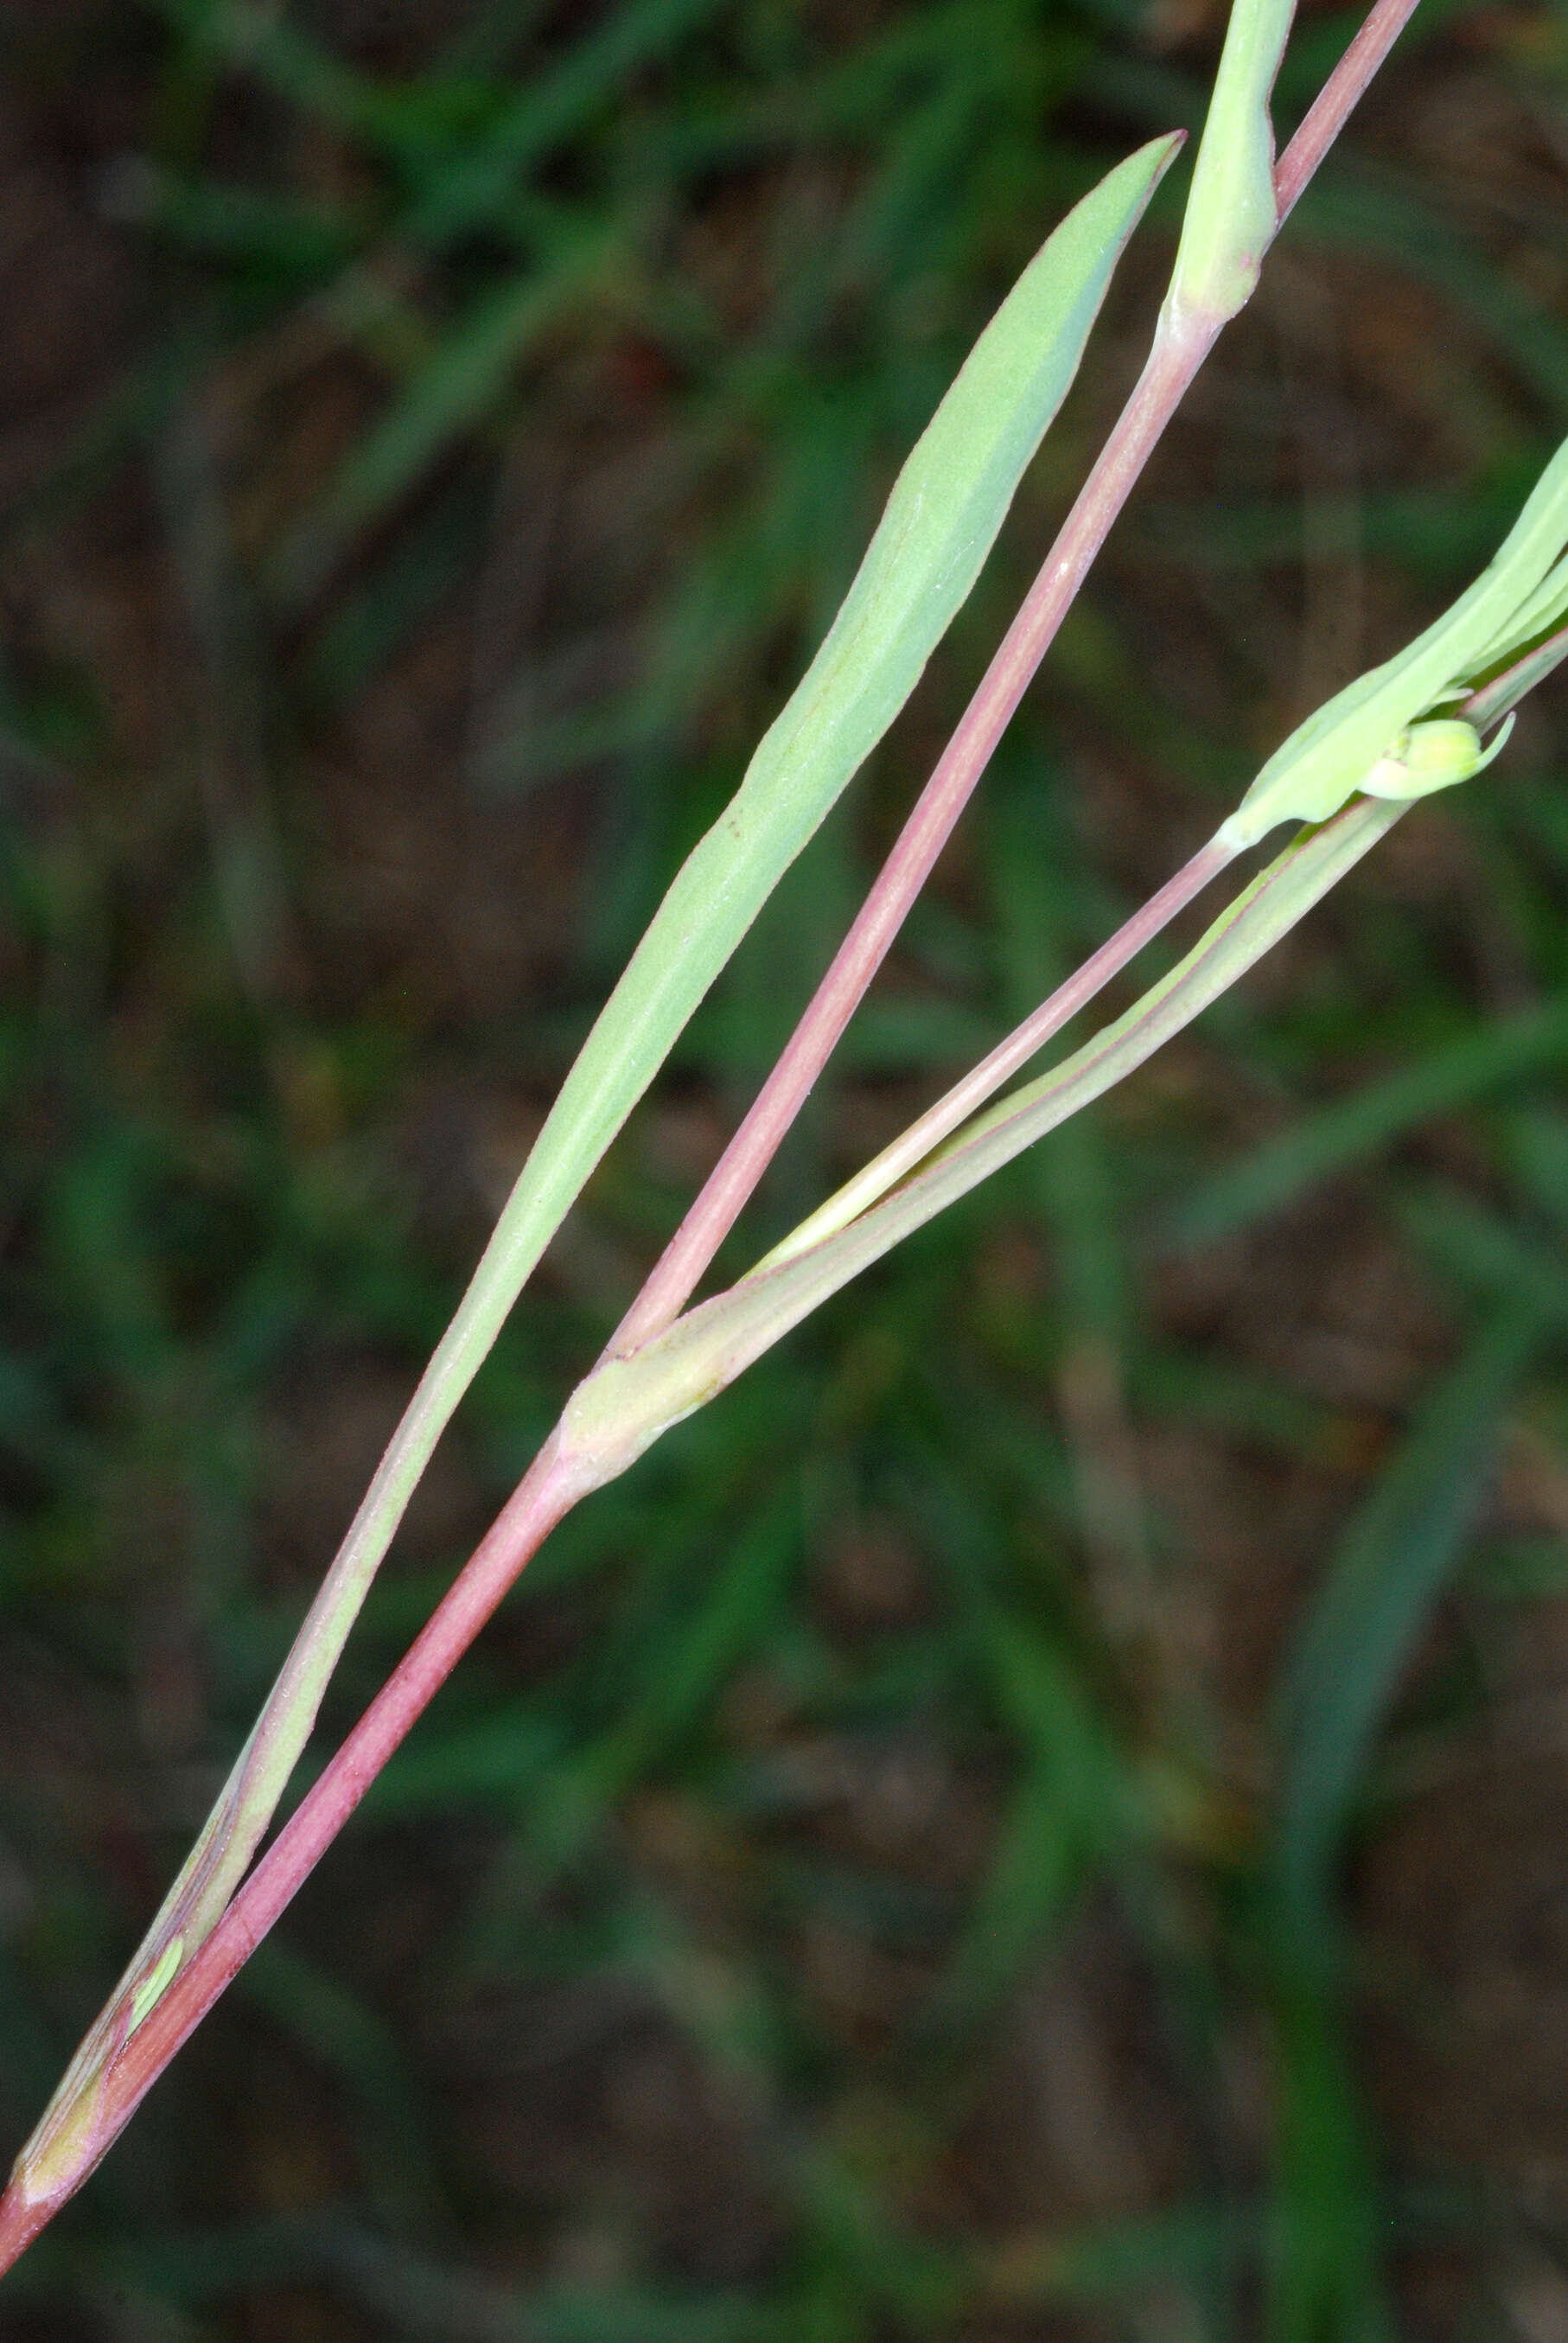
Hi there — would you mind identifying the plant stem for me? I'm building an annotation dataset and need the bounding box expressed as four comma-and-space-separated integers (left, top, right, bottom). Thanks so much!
756, 835, 1236, 1272
0, 0, 1431, 2273
608, 0, 1425, 1357
609, 316, 1214, 1353
1273, 0, 1423, 227
1461, 616, 1568, 733
560, 804, 1410, 1497
0, 807, 1391, 2285
24, 150, 1183, 2091
0, 1433, 588, 2275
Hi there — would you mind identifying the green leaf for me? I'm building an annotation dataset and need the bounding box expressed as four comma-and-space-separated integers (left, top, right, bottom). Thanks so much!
489, 133, 1181, 1334
14, 144, 1179, 2195
938, 1618, 1131, 2022
1219, 432, 1568, 846
1167, 0, 1292, 324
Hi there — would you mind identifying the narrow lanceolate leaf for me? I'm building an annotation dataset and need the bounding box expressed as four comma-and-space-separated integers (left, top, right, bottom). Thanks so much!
556, 798, 1406, 1496
6, 137, 1176, 2205
488, 132, 1181, 1313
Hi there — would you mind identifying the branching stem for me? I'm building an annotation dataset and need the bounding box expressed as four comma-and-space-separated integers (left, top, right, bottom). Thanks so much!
608, 0, 1425, 1354
0, 0, 1431, 2276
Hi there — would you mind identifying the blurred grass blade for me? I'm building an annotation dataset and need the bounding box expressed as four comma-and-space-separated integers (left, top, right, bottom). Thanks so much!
516, 1494, 797, 1883
1265, 1966, 1388, 2343
938, 1613, 1132, 2024
149, 0, 409, 151
1399, 1185, 1568, 1321
1262, 1318, 1526, 2305
239, 1940, 444, 2230
1261, 1297, 1546, 2343
1296, 166, 1568, 425
101, 2212, 790, 2340
1172, 994, 1568, 1249
103, 157, 360, 276
272, 231, 616, 603
405, 0, 731, 251
1272, 1293, 1550, 1910
985, 2199, 1259, 2305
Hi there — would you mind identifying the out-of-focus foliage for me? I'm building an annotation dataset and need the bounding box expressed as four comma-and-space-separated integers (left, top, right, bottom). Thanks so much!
3, 2, 1568, 2337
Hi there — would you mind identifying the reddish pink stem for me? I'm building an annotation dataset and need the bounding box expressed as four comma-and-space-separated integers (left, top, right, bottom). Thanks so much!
609, 319, 1214, 1357
1273, 0, 1422, 225
0, 1434, 586, 2276
0, 0, 1431, 2281
762, 833, 1236, 1267
883, 837, 1237, 1159
608, 0, 1424, 1362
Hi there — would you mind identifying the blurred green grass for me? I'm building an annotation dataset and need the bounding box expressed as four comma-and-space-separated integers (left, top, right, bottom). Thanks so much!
4, 1, 1568, 2337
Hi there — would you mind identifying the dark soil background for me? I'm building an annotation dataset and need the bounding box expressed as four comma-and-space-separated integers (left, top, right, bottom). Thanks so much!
5, 2, 1568, 2336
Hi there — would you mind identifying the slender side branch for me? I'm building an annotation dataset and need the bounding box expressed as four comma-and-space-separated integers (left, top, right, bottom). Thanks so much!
8, 144, 1180, 2130
757, 834, 1236, 1272
0, 801, 1401, 2282
611, 0, 1425, 1353
0, 1433, 589, 2274
0, 0, 1436, 2277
